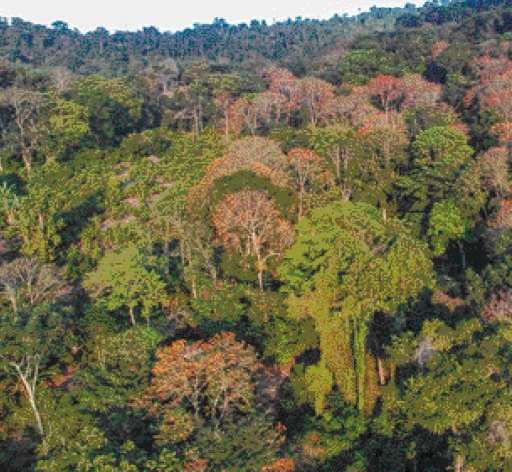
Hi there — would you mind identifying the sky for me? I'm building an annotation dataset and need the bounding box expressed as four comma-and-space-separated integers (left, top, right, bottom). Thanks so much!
0, 1, 425, 35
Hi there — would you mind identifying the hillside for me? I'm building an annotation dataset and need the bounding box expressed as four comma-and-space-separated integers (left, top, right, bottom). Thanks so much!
1, 1, 512, 471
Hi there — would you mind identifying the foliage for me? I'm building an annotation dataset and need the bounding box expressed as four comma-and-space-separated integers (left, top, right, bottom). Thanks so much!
3, 7, 512, 470
68, 75, 143, 148
0, 257, 70, 314
426, 200, 470, 257
212, 190, 295, 291
134, 332, 260, 444
0, 303, 72, 442
279, 200, 434, 416
39, 98, 91, 162
384, 317, 512, 471
337, 49, 399, 86
0, 178, 66, 261
78, 325, 162, 408
83, 244, 167, 327
191, 411, 286, 471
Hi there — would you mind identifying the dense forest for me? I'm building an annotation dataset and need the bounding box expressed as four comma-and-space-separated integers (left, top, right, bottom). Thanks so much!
2, 0, 512, 470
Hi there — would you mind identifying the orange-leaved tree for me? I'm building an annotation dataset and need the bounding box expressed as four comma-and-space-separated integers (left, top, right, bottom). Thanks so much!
365, 74, 402, 124
396, 73, 442, 112
133, 332, 261, 442
188, 136, 291, 210
476, 146, 511, 199
296, 76, 335, 128
286, 148, 335, 221
212, 190, 295, 291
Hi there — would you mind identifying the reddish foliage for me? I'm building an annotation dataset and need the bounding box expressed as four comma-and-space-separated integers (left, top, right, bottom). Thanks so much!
355, 110, 408, 137
252, 91, 289, 125
500, 41, 512, 55
447, 123, 470, 139
488, 196, 512, 230
297, 76, 336, 127
432, 41, 449, 58
286, 148, 334, 196
491, 121, 512, 145
477, 146, 511, 197
263, 67, 297, 85
318, 46, 348, 68
322, 88, 379, 128
46, 366, 79, 390
261, 457, 296, 472
432, 289, 464, 312
464, 64, 512, 121
396, 74, 442, 111
212, 190, 295, 290
229, 91, 291, 135
188, 137, 290, 209
365, 75, 402, 115
212, 191, 293, 260
480, 288, 512, 324
136, 332, 261, 442
470, 54, 512, 83
183, 457, 209, 472
264, 68, 302, 109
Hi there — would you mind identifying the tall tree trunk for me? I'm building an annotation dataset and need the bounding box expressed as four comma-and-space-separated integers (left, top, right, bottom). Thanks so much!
224, 107, 229, 140
354, 318, 367, 417
258, 269, 264, 292
164, 242, 170, 277
16, 366, 44, 439
457, 239, 466, 270
191, 273, 197, 299
451, 425, 465, 472
298, 190, 304, 222
129, 306, 137, 327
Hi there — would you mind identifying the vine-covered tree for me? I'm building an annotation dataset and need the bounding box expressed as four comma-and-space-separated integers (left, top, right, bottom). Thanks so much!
278, 200, 434, 417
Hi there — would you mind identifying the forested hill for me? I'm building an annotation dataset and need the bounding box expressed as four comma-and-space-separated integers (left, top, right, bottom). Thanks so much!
0, 0, 510, 78
3, 0, 512, 471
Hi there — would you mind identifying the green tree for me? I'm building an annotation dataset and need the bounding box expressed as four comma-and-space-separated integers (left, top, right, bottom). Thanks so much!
0, 303, 71, 445
337, 49, 398, 86
83, 244, 166, 327
33, 391, 104, 472
397, 126, 482, 253
278, 200, 434, 417
345, 126, 409, 217
0, 179, 65, 262
384, 317, 512, 472
191, 411, 287, 472
39, 98, 91, 163
69, 75, 143, 148
409, 126, 473, 202
308, 124, 356, 190
291, 390, 369, 467
426, 200, 471, 268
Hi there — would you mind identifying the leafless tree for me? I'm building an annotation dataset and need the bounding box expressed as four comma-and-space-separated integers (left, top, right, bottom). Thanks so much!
0, 257, 70, 315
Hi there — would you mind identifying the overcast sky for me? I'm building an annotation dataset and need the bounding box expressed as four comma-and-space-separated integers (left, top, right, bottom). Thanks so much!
0, 1, 425, 34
